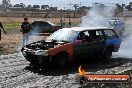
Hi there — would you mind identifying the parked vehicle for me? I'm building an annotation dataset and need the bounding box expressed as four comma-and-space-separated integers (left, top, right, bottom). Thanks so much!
109, 19, 125, 36
22, 27, 121, 68
31, 21, 62, 35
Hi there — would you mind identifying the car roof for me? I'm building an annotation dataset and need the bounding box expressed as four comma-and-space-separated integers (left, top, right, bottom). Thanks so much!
109, 19, 120, 20
32, 21, 56, 26
109, 19, 123, 22
59, 27, 113, 32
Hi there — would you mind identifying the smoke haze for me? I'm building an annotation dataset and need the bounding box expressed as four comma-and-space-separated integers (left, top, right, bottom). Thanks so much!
79, 5, 116, 27
113, 24, 132, 58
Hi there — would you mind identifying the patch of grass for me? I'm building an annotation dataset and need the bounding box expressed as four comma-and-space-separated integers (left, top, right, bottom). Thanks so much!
2, 21, 80, 31
0, 49, 4, 56
54, 22, 79, 27
3, 22, 21, 30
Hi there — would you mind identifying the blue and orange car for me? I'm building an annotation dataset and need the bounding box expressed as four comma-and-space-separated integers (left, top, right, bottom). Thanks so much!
21, 27, 121, 68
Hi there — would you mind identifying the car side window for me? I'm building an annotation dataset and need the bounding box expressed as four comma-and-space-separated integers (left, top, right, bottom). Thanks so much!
114, 21, 118, 26
88, 30, 104, 41
103, 30, 117, 39
77, 31, 92, 42
77, 30, 105, 43
83, 31, 92, 42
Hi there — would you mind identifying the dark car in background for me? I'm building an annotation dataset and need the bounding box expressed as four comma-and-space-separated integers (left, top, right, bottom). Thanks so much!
22, 27, 121, 68
109, 19, 125, 36
31, 21, 62, 35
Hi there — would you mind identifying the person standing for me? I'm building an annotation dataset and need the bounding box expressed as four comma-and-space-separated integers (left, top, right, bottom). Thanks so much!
20, 18, 31, 46
0, 22, 6, 41
68, 16, 71, 28
60, 17, 66, 28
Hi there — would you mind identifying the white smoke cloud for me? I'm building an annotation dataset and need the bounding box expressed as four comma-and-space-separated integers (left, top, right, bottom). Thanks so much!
113, 24, 132, 58
79, 5, 116, 27
115, 36, 132, 58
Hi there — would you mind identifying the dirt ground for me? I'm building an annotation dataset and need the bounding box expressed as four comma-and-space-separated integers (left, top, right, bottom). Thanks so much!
0, 52, 131, 88
0, 28, 21, 55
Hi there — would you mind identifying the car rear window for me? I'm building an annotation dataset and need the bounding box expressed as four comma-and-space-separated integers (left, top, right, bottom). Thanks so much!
103, 30, 118, 39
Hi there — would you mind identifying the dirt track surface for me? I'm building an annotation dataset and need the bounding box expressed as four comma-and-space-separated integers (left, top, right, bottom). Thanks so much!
0, 53, 78, 88
0, 53, 132, 88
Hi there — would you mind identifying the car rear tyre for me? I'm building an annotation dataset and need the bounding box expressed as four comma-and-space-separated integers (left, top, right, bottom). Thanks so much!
103, 48, 112, 59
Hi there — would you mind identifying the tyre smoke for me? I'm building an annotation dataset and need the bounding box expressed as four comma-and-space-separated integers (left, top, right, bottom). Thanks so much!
113, 23, 132, 58
79, 5, 116, 27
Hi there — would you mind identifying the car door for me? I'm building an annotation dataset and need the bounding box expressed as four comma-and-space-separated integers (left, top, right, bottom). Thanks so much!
73, 31, 94, 61
88, 30, 107, 57
103, 29, 121, 52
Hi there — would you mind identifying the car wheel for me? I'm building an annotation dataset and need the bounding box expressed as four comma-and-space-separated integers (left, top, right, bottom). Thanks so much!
54, 54, 68, 68
29, 62, 39, 68
103, 48, 112, 59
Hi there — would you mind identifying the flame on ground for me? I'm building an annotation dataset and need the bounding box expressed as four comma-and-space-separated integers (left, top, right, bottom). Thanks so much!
78, 65, 86, 76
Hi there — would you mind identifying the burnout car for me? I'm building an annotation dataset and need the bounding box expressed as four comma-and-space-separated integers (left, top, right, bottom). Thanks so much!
21, 27, 121, 68
31, 21, 62, 35
109, 19, 125, 36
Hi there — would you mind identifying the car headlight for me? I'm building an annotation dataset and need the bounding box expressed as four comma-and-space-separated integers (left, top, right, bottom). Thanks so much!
35, 50, 48, 56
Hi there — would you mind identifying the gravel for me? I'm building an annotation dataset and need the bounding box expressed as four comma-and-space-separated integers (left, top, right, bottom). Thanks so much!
0, 53, 132, 88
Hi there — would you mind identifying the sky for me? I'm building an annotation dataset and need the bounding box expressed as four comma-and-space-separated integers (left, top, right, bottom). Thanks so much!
0, 0, 132, 9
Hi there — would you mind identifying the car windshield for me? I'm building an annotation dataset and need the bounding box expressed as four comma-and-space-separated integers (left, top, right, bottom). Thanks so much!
109, 20, 115, 26
45, 29, 79, 42
47, 21, 56, 26
109, 20, 119, 26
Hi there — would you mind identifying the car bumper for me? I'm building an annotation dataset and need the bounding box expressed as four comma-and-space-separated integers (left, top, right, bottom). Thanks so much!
25, 54, 51, 65
22, 49, 51, 64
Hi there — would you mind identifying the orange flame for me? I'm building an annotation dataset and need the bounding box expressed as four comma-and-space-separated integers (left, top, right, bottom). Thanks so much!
79, 65, 86, 76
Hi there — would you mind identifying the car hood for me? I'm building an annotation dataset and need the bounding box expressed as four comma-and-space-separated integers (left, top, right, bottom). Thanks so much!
24, 40, 67, 50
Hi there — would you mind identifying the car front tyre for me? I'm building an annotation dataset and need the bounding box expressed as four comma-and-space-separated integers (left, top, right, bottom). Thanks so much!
54, 54, 68, 68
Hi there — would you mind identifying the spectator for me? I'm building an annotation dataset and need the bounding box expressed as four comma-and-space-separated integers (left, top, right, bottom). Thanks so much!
68, 16, 72, 28
0, 22, 6, 41
20, 18, 31, 46
60, 17, 66, 28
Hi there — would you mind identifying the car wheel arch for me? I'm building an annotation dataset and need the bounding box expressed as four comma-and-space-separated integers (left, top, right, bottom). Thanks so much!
106, 44, 114, 51
52, 51, 70, 68
54, 51, 69, 60
103, 45, 113, 59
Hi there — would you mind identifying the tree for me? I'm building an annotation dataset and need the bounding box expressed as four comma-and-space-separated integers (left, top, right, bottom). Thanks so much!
32, 5, 40, 9
2, 0, 11, 8
74, 4, 79, 12
125, 2, 132, 11
41, 5, 49, 10
1, 0, 11, 12
129, 2, 132, 6
116, 3, 123, 12
27, 5, 31, 9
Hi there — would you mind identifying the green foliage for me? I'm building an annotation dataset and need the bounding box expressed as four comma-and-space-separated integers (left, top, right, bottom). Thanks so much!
54, 22, 79, 27
2, 22, 21, 30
